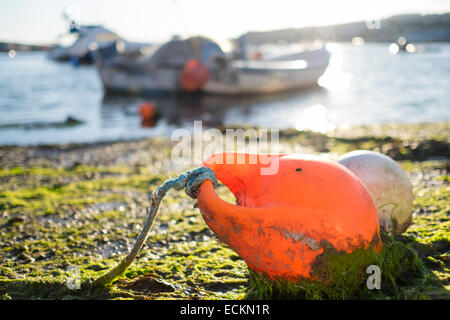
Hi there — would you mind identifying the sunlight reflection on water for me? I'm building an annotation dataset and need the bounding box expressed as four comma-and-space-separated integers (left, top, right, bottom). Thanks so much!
0, 42, 449, 145
318, 43, 352, 92
295, 104, 336, 133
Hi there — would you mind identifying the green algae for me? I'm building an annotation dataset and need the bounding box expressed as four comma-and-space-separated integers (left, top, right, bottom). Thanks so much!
245, 232, 437, 300
274, 122, 449, 160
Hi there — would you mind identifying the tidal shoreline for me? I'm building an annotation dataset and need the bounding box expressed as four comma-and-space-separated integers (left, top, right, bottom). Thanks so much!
1, 121, 448, 167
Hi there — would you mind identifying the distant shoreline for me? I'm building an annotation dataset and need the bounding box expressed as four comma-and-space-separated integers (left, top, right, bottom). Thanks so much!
240, 13, 450, 45
0, 122, 449, 149
2, 12, 449, 51
0, 122, 448, 164
1, 39, 450, 54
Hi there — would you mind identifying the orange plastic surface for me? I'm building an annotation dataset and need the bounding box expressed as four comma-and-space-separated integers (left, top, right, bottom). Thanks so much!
139, 102, 156, 121
180, 59, 210, 92
197, 153, 381, 281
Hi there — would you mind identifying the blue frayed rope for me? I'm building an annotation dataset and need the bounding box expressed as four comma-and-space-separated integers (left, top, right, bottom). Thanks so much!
94, 167, 217, 286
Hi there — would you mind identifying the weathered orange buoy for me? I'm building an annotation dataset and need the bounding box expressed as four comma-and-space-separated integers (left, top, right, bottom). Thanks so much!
196, 153, 381, 281
139, 102, 156, 120
180, 59, 210, 92
139, 102, 157, 127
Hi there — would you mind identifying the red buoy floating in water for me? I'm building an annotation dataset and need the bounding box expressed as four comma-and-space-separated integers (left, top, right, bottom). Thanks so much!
139, 102, 157, 127
196, 153, 382, 281
180, 59, 210, 92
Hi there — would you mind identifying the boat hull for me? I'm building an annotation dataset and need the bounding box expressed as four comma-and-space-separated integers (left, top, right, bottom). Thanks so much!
99, 66, 182, 95
98, 62, 328, 96
205, 65, 327, 95
96, 45, 330, 95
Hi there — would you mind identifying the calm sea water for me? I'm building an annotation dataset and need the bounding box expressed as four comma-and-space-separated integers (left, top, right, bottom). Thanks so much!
0, 43, 449, 146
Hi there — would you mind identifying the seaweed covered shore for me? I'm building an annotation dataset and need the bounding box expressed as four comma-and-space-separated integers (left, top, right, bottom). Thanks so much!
0, 122, 448, 299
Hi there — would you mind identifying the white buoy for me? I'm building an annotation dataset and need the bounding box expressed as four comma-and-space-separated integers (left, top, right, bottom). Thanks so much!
338, 150, 414, 235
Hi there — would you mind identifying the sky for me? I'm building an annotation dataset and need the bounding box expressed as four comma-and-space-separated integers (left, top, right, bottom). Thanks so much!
0, 0, 449, 45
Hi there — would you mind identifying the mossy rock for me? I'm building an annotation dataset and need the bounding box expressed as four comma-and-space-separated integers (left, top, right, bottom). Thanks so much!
246, 232, 429, 300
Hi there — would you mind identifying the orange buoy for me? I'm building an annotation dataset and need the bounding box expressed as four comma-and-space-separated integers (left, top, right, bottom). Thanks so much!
196, 153, 381, 281
139, 102, 157, 127
139, 102, 156, 120
180, 59, 210, 92
250, 51, 262, 60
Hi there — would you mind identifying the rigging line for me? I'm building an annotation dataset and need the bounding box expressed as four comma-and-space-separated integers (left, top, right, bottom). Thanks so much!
171, 0, 192, 37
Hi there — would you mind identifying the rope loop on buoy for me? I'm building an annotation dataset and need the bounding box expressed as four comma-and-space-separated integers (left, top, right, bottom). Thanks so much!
94, 167, 217, 287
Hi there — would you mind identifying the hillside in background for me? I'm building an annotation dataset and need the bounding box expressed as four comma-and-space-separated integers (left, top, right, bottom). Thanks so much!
1, 12, 449, 51
238, 13, 450, 44
0, 42, 48, 52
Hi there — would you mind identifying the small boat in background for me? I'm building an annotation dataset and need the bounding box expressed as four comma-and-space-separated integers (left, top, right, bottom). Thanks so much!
94, 36, 331, 95
204, 46, 330, 95
48, 24, 120, 65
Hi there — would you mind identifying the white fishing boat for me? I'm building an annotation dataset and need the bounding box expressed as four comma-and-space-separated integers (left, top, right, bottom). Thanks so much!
48, 24, 120, 64
94, 37, 330, 95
